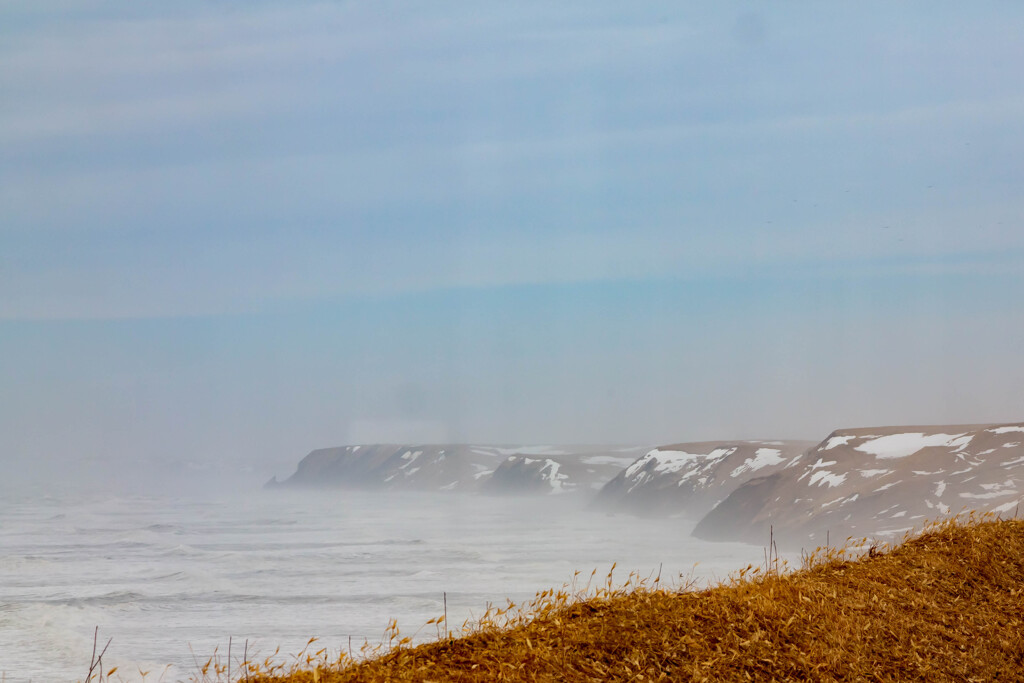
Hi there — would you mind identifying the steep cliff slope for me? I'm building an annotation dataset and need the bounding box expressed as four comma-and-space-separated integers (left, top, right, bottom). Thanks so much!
595, 440, 814, 518
277, 444, 647, 494
694, 423, 1024, 546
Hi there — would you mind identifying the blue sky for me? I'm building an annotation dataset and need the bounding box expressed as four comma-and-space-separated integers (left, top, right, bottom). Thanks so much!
2, 2, 1023, 490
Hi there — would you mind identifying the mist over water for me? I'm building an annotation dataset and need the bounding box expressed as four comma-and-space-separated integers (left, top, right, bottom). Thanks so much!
0, 487, 776, 682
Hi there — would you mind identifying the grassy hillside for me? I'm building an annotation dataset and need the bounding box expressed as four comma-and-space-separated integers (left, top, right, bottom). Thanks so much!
240, 515, 1024, 682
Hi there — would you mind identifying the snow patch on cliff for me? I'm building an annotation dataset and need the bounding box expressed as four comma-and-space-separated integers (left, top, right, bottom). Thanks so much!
730, 448, 784, 478
624, 447, 735, 480
855, 433, 969, 459
808, 471, 847, 488
859, 469, 891, 478
988, 426, 1024, 434
823, 435, 854, 450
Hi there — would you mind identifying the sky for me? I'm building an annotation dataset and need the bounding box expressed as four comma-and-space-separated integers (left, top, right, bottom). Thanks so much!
2, 1, 1023, 492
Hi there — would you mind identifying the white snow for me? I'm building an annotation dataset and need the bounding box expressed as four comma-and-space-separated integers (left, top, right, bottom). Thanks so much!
624, 447, 735, 479
1003, 442, 1021, 448
988, 426, 1024, 434
992, 499, 1021, 514
937, 502, 950, 515
855, 432, 968, 459
395, 450, 419, 479
891, 510, 906, 518
808, 471, 847, 488
1003, 455, 1024, 467
399, 450, 423, 468
876, 527, 913, 537
823, 435, 855, 450
949, 435, 974, 452
800, 458, 837, 482
934, 481, 946, 497
858, 469, 891, 478
540, 459, 571, 493
960, 480, 1017, 500
822, 494, 859, 509
874, 481, 901, 492
960, 491, 1017, 500
729, 448, 784, 478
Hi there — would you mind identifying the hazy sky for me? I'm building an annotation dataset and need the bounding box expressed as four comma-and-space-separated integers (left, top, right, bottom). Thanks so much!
2, 2, 1023, 490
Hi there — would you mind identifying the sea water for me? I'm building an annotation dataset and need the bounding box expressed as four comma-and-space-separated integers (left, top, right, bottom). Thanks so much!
0, 489, 773, 681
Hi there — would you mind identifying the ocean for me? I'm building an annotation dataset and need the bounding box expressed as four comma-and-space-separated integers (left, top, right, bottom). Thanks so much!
0, 489, 773, 681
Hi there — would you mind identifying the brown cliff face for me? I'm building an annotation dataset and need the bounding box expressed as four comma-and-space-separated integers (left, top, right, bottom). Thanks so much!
694, 423, 1024, 547
285, 444, 488, 491
595, 441, 814, 519
280, 444, 648, 495
481, 449, 646, 495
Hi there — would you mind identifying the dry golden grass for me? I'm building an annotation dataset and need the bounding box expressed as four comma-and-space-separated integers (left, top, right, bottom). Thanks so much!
234, 514, 1024, 683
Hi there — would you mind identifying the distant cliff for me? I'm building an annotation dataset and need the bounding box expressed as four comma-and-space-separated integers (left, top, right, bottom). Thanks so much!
693, 423, 1024, 547
271, 422, 1024, 545
275, 444, 648, 495
594, 440, 814, 518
